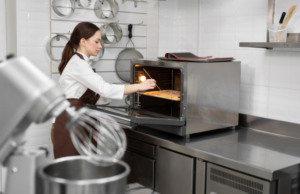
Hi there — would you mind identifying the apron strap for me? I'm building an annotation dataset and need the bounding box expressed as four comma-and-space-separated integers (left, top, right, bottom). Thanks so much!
74, 52, 100, 104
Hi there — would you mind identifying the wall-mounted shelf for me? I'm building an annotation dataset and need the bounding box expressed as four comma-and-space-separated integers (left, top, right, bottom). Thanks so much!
239, 42, 300, 49
239, 0, 300, 49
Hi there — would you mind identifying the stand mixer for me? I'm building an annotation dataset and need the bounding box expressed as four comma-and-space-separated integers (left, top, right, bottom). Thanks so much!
0, 56, 127, 194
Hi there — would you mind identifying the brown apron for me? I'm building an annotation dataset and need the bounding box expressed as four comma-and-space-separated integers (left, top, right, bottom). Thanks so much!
53, 53, 100, 159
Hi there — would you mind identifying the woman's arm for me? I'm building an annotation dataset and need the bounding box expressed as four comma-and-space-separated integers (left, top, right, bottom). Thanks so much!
70, 61, 125, 99
69, 60, 156, 98
124, 79, 156, 95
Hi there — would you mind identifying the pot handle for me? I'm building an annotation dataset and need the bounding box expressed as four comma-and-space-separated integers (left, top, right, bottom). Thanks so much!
128, 24, 133, 39
126, 24, 135, 48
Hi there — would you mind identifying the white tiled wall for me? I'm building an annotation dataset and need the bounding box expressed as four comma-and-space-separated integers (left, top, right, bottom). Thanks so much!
199, 0, 300, 124
0, 0, 6, 61
147, 1, 159, 59
16, 0, 52, 150
50, 0, 151, 106
158, 0, 199, 56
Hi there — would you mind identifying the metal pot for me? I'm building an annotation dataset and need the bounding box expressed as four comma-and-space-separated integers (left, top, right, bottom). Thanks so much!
39, 156, 130, 194
46, 34, 70, 61
52, 0, 75, 18
100, 22, 123, 44
94, 0, 119, 19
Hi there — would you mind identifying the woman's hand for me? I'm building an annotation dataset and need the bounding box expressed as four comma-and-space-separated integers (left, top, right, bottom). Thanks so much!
139, 79, 156, 91
124, 79, 157, 95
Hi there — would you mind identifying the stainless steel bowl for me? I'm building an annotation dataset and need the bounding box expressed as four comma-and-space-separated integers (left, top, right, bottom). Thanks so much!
39, 156, 130, 194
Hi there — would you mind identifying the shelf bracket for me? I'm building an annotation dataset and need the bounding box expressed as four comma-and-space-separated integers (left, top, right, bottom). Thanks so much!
267, 0, 275, 42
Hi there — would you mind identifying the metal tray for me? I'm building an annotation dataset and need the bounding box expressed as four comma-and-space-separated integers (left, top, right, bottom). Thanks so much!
137, 90, 181, 101
157, 57, 235, 62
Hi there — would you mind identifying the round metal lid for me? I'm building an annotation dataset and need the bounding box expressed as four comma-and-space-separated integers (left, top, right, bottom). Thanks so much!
115, 48, 144, 82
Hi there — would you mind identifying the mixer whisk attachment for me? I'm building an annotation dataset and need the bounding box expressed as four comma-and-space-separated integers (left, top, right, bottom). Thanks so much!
65, 107, 126, 165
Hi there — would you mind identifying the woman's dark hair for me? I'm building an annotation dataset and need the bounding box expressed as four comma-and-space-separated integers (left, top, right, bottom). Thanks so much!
58, 22, 99, 74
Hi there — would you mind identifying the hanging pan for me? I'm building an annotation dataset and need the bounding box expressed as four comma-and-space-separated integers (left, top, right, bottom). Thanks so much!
115, 24, 144, 82
46, 34, 105, 62
94, 0, 119, 19
100, 21, 123, 44
51, 0, 75, 18
46, 34, 70, 61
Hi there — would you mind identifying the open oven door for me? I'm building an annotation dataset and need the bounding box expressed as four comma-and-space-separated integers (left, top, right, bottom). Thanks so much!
84, 104, 186, 131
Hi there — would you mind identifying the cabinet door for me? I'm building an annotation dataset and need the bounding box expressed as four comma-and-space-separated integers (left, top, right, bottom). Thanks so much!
155, 147, 194, 194
123, 150, 155, 188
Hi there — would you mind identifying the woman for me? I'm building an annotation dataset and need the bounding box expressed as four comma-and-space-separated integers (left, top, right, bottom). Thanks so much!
53, 22, 156, 159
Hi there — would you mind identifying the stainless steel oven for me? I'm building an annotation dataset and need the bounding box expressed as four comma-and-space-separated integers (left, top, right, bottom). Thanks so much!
86, 59, 241, 137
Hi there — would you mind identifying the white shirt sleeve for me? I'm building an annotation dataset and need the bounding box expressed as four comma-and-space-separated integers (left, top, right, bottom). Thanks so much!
69, 60, 125, 100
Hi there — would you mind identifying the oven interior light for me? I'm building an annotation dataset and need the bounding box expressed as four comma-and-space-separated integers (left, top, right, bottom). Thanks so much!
140, 75, 146, 82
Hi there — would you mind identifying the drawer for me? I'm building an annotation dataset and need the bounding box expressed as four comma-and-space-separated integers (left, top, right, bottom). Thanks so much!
127, 137, 155, 158
122, 150, 155, 188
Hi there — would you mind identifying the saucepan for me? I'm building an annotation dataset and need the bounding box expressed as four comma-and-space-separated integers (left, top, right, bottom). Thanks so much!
100, 21, 123, 44
39, 156, 130, 194
94, 0, 119, 19
52, 0, 92, 18
52, 0, 75, 18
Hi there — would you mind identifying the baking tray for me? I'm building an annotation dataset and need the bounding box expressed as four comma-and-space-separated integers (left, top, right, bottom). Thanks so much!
137, 90, 181, 101
157, 57, 235, 62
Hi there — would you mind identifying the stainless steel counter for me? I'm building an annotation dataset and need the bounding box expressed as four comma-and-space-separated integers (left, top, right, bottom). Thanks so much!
125, 126, 300, 181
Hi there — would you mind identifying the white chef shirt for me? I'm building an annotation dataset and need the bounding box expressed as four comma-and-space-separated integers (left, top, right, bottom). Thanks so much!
59, 51, 125, 105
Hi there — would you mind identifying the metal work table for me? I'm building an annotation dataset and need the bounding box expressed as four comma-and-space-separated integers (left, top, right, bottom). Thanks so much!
124, 126, 300, 182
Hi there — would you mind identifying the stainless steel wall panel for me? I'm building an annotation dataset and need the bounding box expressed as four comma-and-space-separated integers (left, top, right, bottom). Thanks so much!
239, 114, 300, 140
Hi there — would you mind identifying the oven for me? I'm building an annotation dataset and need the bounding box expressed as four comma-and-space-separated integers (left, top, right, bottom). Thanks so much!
86, 59, 241, 137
